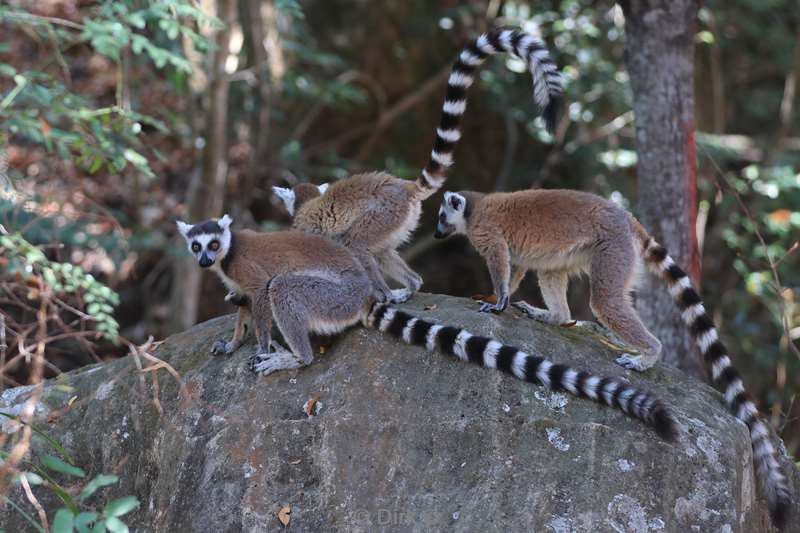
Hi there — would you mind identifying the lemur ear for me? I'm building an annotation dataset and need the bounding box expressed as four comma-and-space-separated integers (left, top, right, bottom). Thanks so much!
218, 214, 233, 230
176, 220, 192, 237
272, 186, 295, 206
448, 193, 464, 211
317, 183, 329, 194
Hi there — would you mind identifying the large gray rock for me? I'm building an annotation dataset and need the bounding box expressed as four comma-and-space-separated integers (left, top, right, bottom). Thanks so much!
1, 293, 797, 532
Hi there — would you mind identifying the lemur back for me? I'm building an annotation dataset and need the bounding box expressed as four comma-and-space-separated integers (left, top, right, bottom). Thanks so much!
434, 188, 793, 527
177, 216, 678, 443
273, 27, 564, 306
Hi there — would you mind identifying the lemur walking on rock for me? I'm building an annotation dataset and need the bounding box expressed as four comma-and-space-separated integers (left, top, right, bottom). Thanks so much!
273, 27, 564, 305
434, 188, 792, 527
176, 215, 677, 441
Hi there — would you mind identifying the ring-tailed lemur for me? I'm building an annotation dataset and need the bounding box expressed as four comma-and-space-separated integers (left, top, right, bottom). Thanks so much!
176, 215, 677, 441
273, 27, 564, 305
434, 188, 792, 528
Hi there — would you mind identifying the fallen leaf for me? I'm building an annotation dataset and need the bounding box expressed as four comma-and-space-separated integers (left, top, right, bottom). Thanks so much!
424, 304, 438, 310
0, 257, 9, 268
319, 345, 326, 355
289, 458, 302, 465
303, 396, 319, 417
471, 294, 497, 304
277, 506, 291, 527
559, 321, 578, 328
67, 395, 78, 406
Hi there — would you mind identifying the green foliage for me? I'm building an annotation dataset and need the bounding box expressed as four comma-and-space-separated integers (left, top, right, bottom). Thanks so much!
0, 1, 218, 177
1, 412, 139, 532
0, 232, 120, 342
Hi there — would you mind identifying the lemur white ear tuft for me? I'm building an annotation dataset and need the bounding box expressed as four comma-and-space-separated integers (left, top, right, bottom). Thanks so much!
218, 214, 233, 229
272, 186, 296, 215
317, 183, 329, 194
176, 220, 192, 236
272, 186, 295, 205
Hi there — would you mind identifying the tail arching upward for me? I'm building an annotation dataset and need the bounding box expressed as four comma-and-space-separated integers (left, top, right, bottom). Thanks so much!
641, 237, 792, 528
366, 303, 677, 441
417, 27, 564, 197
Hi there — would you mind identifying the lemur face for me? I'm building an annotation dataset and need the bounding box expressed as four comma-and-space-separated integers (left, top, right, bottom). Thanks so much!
434, 192, 467, 239
272, 183, 328, 216
176, 214, 233, 269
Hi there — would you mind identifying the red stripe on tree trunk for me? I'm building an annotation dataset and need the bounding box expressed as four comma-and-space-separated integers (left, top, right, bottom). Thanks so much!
686, 122, 700, 286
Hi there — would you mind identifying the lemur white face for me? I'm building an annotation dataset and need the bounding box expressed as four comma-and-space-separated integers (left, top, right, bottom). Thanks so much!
434, 192, 467, 239
176, 214, 233, 269
272, 187, 296, 216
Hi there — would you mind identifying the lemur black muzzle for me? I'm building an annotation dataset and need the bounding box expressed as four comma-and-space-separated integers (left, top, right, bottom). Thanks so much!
199, 254, 213, 268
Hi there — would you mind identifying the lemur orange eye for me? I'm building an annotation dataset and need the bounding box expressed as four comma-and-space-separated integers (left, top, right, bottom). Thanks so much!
209, 240, 220, 251
191, 242, 201, 253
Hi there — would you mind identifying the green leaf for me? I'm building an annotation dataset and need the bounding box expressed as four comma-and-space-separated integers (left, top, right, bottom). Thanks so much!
103, 496, 139, 517
20, 471, 44, 485
91, 522, 107, 533
75, 512, 98, 533
80, 474, 119, 500
104, 517, 128, 533
41, 455, 86, 478
52, 509, 75, 533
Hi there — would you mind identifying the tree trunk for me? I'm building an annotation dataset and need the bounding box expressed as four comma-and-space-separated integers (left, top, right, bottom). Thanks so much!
620, 0, 703, 376
168, 0, 237, 334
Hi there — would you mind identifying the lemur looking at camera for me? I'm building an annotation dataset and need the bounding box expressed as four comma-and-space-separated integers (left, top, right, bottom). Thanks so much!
176, 215, 677, 441
273, 27, 564, 305
433, 188, 792, 528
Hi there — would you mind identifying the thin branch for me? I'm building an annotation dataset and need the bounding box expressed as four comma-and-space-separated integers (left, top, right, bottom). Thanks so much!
304, 64, 451, 159
1, 11, 85, 31
19, 472, 48, 533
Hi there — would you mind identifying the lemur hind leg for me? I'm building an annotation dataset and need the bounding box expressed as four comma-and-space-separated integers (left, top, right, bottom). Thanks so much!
249, 272, 369, 376
377, 248, 423, 304
512, 270, 571, 324
350, 246, 393, 303
589, 237, 662, 372
341, 208, 410, 304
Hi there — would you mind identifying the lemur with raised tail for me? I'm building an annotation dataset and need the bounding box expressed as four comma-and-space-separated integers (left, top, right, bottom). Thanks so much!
434, 188, 793, 527
273, 27, 563, 305
176, 215, 677, 441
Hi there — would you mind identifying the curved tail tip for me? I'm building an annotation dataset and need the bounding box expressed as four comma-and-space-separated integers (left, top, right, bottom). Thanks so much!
652, 405, 678, 442
543, 96, 560, 135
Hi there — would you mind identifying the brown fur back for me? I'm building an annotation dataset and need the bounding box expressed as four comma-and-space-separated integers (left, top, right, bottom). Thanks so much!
465, 189, 639, 273
220, 229, 364, 294
293, 172, 419, 250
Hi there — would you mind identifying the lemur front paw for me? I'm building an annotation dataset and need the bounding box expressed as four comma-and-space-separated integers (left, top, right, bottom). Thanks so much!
615, 354, 656, 372
512, 301, 561, 324
248, 351, 304, 375
478, 295, 508, 314
211, 339, 240, 356
389, 288, 413, 304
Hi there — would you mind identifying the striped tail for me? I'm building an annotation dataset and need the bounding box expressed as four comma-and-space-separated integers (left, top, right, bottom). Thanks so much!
642, 238, 792, 528
417, 27, 564, 197
366, 302, 677, 441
